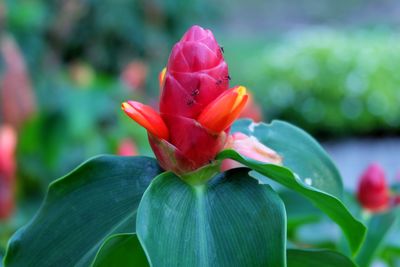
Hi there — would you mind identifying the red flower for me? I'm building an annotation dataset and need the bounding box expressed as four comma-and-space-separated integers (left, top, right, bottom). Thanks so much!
357, 163, 390, 213
122, 25, 248, 174
0, 125, 17, 219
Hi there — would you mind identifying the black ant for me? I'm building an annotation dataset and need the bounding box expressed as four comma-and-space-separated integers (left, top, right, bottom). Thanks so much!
191, 89, 200, 96
186, 99, 195, 106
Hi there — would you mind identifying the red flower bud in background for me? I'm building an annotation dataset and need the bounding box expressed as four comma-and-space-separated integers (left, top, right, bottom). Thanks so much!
0, 125, 17, 219
121, 60, 148, 91
0, 36, 36, 129
357, 163, 390, 213
123, 25, 248, 174
117, 138, 139, 156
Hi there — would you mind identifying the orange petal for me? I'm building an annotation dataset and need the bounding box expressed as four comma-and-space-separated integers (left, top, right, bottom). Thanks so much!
122, 101, 169, 140
158, 67, 166, 90
198, 86, 248, 133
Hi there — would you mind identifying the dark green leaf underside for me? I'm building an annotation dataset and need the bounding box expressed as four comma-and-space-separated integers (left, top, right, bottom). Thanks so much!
4, 156, 162, 267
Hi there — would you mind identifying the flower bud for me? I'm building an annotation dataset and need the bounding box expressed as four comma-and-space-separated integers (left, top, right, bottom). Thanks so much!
357, 163, 390, 213
117, 139, 138, 156
160, 25, 229, 119
123, 25, 248, 175
1, 36, 36, 129
0, 125, 17, 219
121, 60, 148, 91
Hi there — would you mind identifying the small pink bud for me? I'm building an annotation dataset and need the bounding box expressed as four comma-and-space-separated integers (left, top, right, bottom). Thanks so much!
221, 132, 282, 171
121, 60, 148, 91
357, 163, 390, 213
0, 125, 17, 219
1, 36, 36, 129
117, 139, 138, 156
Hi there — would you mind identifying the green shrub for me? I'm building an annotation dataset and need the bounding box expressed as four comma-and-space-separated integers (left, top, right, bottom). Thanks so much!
231, 29, 400, 137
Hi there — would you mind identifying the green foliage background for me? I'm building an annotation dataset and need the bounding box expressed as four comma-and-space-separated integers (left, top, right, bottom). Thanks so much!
227, 29, 400, 137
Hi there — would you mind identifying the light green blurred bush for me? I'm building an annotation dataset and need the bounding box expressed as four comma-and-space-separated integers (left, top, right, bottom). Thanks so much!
229, 29, 400, 137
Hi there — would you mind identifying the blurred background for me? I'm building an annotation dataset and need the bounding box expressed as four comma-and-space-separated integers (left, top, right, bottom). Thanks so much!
0, 0, 399, 262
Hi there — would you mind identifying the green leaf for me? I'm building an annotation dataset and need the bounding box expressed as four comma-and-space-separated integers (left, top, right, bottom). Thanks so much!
4, 156, 162, 267
91, 233, 149, 267
232, 119, 343, 198
287, 249, 357, 267
137, 169, 287, 267
217, 150, 366, 255
356, 208, 399, 267
381, 245, 400, 266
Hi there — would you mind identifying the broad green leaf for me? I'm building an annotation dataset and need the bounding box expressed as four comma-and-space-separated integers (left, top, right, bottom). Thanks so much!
217, 150, 366, 255
91, 233, 149, 267
356, 208, 399, 267
137, 169, 287, 267
287, 249, 357, 267
232, 119, 342, 198
4, 156, 162, 267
